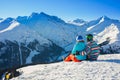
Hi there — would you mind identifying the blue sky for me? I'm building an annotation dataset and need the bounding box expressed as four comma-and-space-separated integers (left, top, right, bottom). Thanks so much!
0, 0, 120, 21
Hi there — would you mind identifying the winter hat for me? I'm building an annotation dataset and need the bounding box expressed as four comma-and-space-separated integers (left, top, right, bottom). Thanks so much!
86, 34, 93, 41
76, 35, 84, 41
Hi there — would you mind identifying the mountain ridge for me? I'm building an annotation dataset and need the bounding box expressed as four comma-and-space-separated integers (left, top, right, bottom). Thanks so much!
0, 12, 120, 71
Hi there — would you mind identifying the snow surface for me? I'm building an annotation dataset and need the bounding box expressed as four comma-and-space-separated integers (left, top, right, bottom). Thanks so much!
68, 21, 86, 26
0, 21, 51, 45
95, 23, 120, 44
67, 19, 86, 26
0, 21, 19, 33
86, 25, 96, 31
0, 19, 4, 23
98, 16, 104, 24
86, 16, 104, 31
11, 54, 120, 80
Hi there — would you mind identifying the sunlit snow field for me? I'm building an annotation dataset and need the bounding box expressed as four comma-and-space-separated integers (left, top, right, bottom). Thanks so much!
12, 54, 120, 80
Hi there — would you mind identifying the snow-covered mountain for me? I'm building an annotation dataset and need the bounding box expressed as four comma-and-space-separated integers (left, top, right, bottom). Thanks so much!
68, 16, 120, 54
85, 16, 120, 53
68, 18, 87, 26
86, 16, 120, 33
0, 12, 81, 71
0, 12, 120, 71
0, 18, 15, 30
11, 54, 120, 80
0, 18, 3, 22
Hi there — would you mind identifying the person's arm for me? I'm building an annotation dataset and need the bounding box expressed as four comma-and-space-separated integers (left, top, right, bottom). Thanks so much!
98, 37, 110, 47
85, 42, 91, 55
86, 46, 91, 55
71, 43, 77, 55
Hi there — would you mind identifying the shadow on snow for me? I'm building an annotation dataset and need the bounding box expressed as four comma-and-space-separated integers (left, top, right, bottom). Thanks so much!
97, 59, 120, 64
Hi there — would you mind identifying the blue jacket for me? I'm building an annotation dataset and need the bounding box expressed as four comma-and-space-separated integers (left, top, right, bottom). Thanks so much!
71, 41, 86, 60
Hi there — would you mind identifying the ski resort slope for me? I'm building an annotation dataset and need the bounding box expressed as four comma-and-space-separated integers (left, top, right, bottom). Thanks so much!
12, 54, 120, 80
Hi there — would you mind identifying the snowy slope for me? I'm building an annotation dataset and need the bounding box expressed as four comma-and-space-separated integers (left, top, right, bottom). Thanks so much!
0, 12, 81, 70
0, 20, 19, 33
68, 18, 87, 26
0, 12, 82, 50
95, 24, 120, 44
11, 54, 120, 80
0, 18, 3, 23
86, 16, 120, 34
0, 17, 14, 30
0, 20, 50, 44
25, 12, 82, 50
0, 19, 59, 67
84, 16, 120, 53
86, 16, 105, 31
69, 16, 120, 53
94, 23, 120, 53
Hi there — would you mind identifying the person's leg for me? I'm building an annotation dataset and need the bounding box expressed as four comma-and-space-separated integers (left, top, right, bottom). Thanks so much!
70, 54, 81, 62
64, 54, 81, 62
64, 54, 72, 62
85, 55, 90, 60
72, 57, 81, 62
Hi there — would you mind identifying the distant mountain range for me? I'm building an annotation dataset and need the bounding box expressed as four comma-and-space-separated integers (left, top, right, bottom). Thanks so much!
0, 12, 120, 70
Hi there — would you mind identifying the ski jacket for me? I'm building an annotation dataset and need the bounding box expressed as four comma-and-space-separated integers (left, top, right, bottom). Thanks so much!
71, 41, 86, 60
86, 41, 100, 60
